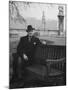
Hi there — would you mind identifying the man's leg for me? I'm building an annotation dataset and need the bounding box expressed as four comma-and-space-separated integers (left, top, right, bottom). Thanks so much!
12, 53, 19, 82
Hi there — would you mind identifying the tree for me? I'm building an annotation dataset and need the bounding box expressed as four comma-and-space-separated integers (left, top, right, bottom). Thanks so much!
9, 1, 26, 24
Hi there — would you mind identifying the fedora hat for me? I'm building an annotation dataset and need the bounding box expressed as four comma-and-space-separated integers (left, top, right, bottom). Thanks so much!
26, 25, 35, 32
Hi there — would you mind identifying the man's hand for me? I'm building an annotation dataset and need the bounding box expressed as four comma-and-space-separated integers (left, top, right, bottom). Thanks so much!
23, 54, 28, 61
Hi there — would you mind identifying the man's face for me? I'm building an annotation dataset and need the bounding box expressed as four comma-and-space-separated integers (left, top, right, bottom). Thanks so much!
28, 31, 33, 37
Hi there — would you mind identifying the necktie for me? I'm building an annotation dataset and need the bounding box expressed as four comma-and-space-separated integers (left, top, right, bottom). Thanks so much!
28, 36, 31, 42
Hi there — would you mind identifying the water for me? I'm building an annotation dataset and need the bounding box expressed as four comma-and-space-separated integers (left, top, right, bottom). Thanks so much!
9, 29, 66, 46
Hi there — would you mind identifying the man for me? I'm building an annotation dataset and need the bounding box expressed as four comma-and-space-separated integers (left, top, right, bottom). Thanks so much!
12, 25, 42, 82
17, 25, 41, 64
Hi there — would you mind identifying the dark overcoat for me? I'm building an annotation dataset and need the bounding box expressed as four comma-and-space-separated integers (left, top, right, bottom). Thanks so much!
17, 35, 41, 64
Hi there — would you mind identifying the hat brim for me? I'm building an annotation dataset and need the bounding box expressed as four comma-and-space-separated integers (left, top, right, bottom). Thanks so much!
26, 28, 35, 32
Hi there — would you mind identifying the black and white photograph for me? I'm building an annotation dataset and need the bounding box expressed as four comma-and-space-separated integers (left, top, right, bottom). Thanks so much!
9, 1, 66, 89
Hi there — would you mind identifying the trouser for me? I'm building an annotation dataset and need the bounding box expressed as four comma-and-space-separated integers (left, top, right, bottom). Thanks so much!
12, 53, 19, 80
12, 53, 33, 81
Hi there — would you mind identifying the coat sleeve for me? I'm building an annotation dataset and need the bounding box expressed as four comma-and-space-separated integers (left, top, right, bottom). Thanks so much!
36, 37, 47, 47
35, 37, 42, 46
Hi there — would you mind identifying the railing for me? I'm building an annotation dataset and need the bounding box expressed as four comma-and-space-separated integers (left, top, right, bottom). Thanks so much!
34, 45, 66, 60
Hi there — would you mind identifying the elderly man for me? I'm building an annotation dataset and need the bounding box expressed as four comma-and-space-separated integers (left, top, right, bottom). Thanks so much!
17, 25, 41, 64
12, 25, 45, 82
